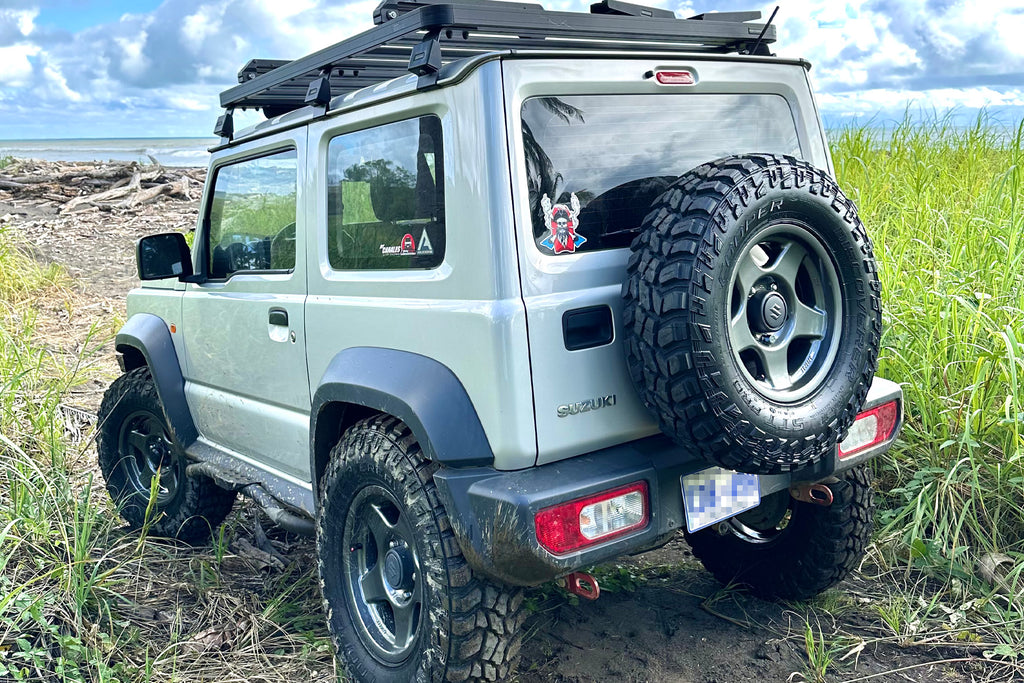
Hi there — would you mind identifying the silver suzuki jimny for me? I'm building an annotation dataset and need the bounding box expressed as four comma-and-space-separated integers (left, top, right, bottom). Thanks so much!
98, 1, 903, 680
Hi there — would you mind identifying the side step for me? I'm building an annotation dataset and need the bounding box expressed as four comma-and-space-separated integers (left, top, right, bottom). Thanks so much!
186, 460, 316, 537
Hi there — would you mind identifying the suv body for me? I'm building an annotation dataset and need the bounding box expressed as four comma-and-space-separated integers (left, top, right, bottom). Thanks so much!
111, 7, 902, 670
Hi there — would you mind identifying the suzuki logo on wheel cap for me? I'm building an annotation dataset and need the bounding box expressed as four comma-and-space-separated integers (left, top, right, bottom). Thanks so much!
761, 293, 788, 331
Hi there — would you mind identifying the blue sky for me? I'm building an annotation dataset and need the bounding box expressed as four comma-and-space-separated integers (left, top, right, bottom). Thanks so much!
1, 0, 1022, 139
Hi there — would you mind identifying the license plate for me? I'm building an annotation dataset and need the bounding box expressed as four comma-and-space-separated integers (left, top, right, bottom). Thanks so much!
681, 467, 761, 533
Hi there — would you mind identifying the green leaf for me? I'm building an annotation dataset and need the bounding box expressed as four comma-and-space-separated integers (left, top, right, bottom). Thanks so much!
984, 643, 1020, 660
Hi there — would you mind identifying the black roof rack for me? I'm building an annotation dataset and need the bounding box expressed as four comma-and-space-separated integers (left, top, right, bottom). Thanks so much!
217, 0, 776, 131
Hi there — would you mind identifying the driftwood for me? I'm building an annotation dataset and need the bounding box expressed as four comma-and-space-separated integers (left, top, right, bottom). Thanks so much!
0, 159, 205, 214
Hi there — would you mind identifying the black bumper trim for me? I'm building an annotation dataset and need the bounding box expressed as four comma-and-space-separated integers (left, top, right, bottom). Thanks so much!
434, 377, 903, 587
434, 434, 830, 586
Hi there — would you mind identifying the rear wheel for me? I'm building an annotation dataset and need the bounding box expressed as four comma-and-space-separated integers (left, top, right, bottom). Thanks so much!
96, 367, 236, 542
317, 415, 526, 682
686, 466, 874, 600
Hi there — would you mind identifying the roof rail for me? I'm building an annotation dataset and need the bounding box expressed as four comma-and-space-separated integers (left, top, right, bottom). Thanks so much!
217, 0, 775, 133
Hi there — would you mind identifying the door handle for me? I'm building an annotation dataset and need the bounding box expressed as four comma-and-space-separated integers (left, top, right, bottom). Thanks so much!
269, 308, 289, 326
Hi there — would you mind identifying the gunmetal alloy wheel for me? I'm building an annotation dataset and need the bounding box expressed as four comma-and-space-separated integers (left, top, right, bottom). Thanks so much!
728, 223, 843, 403
96, 367, 236, 542
721, 488, 794, 545
117, 409, 182, 504
687, 466, 875, 600
343, 485, 424, 664
318, 415, 527, 682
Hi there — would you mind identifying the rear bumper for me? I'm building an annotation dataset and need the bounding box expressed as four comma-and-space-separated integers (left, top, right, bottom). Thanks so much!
434, 377, 903, 586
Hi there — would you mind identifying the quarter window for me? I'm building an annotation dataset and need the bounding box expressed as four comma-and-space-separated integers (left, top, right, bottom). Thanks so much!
206, 149, 297, 278
327, 116, 445, 270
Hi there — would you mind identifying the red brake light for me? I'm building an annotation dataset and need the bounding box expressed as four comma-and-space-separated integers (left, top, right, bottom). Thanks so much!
839, 400, 900, 458
535, 482, 649, 555
653, 70, 695, 85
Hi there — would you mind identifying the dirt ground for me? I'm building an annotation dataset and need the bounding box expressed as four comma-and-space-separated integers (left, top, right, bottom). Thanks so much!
0, 161, 1004, 682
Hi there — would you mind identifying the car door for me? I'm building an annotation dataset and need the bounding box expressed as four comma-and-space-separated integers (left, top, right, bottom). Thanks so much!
180, 131, 311, 482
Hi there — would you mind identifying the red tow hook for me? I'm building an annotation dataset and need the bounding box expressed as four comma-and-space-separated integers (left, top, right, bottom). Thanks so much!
563, 572, 600, 600
789, 482, 834, 506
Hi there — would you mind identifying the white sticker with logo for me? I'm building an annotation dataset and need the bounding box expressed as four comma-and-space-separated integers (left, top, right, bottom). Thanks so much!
418, 228, 434, 256
379, 233, 418, 256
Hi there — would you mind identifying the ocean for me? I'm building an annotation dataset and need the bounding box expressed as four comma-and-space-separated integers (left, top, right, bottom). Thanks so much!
0, 138, 219, 167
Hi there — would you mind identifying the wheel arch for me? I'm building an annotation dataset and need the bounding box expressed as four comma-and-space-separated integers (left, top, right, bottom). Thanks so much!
114, 313, 199, 448
310, 347, 494, 497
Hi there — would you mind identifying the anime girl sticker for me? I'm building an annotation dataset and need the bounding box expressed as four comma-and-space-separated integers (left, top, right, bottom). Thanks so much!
540, 193, 586, 254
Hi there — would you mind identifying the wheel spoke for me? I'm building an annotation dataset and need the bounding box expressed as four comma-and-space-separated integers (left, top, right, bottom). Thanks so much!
766, 240, 808, 285
729, 311, 759, 353
127, 429, 149, 455
757, 345, 791, 390
733, 249, 765, 294
365, 503, 394, 552
392, 601, 418, 649
792, 302, 827, 340
359, 567, 387, 603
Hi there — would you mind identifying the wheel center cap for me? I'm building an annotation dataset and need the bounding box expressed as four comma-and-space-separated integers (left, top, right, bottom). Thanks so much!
383, 547, 414, 591
760, 292, 788, 332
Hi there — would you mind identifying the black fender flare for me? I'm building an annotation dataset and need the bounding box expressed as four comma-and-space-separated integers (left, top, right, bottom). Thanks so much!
115, 313, 199, 448
311, 347, 494, 492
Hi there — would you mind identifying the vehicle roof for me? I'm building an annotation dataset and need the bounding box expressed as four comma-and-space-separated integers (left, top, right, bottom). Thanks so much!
217, 50, 811, 151
212, 0, 786, 144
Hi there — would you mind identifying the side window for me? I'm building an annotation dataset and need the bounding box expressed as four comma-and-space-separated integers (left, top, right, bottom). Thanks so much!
206, 149, 297, 279
327, 116, 444, 270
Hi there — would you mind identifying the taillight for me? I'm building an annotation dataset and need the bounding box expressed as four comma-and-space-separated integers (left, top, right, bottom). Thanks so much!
651, 70, 695, 85
535, 482, 649, 555
839, 401, 900, 458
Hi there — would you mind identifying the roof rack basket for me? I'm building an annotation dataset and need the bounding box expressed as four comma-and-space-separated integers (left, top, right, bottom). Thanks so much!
218, 0, 775, 124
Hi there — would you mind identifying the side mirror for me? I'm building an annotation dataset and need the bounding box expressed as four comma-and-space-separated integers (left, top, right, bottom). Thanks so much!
136, 233, 194, 281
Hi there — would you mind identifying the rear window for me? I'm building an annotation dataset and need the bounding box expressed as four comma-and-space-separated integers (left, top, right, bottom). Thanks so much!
521, 94, 801, 254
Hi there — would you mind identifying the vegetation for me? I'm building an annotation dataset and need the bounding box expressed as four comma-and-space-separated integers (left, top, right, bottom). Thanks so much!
0, 226, 332, 679
832, 112, 1024, 670
0, 234, 125, 679
834, 114, 1024, 571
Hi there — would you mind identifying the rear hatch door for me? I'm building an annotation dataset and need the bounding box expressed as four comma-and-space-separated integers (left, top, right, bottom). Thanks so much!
502, 56, 824, 465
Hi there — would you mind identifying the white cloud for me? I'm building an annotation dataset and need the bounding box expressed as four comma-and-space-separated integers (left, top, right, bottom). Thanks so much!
0, 43, 39, 86
0, 0, 1022, 137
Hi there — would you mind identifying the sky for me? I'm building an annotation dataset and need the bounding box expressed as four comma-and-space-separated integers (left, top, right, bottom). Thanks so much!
0, 0, 1022, 139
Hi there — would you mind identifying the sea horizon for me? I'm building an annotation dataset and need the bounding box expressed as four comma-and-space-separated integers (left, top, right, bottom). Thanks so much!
0, 137, 219, 167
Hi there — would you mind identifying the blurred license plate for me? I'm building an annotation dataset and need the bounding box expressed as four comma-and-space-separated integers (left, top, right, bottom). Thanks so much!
681, 467, 761, 533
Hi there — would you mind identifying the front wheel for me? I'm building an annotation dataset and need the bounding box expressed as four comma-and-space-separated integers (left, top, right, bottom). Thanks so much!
686, 466, 874, 600
317, 415, 526, 682
96, 367, 236, 542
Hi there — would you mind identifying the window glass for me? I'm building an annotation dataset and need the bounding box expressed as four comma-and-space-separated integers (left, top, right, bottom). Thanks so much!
327, 116, 444, 270
207, 149, 297, 278
521, 94, 801, 253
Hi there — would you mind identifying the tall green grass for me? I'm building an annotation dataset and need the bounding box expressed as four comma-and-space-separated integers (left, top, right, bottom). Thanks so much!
833, 114, 1024, 587
0, 231, 145, 680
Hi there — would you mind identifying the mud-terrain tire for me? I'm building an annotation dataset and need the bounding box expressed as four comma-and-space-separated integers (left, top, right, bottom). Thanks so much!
96, 367, 236, 542
623, 153, 881, 474
686, 466, 874, 600
317, 415, 525, 682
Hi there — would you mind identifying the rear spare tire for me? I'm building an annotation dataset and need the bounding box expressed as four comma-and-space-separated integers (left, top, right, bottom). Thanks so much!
623, 154, 881, 474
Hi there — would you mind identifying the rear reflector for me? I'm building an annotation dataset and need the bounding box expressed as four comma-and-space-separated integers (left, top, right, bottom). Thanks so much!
839, 400, 900, 458
535, 482, 648, 555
